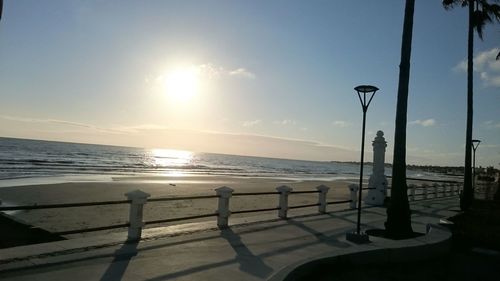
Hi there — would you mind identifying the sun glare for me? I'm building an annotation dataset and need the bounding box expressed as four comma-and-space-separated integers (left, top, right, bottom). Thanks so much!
164, 67, 200, 103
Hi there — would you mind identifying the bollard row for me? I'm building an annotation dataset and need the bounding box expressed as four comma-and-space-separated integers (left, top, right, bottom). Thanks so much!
215, 184, 343, 227
405, 182, 461, 202
123, 184, 349, 240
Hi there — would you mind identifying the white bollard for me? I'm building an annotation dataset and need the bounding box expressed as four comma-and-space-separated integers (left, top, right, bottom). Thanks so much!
276, 185, 293, 219
409, 184, 416, 201
423, 184, 429, 199
215, 186, 234, 229
316, 185, 330, 213
433, 183, 439, 198
125, 189, 151, 242
348, 184, 358, 209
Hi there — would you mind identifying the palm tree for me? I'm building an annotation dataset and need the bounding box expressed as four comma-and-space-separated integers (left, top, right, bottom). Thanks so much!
384, 0, 415, 239
442, 0, 500, 211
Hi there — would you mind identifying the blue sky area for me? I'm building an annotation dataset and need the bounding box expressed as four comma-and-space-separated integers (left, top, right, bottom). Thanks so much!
0, 0, 499, 167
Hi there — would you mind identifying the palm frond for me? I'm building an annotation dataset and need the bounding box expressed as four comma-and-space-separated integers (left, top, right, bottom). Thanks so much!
443, 0, 468, 9
472, 1, 500, 39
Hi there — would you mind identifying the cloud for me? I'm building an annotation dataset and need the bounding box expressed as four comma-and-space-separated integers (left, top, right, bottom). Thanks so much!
454, 48, 500, 87
273, 119, 296, 126
145, 64, 256, 88
0, 115, 120, 133
229, 68, 256, 79
481, 120, 500, 129
242, 119, 262, 127
115, 124, 170, 133
332, 120, 350, 128
409, 119, 436, 127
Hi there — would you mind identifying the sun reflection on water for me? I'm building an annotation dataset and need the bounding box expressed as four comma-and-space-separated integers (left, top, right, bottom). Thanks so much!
147, 148, 194, 177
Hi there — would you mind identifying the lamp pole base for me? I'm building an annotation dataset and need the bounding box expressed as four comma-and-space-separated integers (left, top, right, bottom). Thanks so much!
346, 231, 370, 244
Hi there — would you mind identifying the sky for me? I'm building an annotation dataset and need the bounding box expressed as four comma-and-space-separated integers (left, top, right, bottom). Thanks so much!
0, 0, 499, 167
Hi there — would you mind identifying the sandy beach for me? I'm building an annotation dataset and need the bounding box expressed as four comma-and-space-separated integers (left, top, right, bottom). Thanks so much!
0, 175, 357, 238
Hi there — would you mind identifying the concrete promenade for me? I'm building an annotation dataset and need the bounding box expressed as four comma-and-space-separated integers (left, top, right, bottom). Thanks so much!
0, 197, 459, 281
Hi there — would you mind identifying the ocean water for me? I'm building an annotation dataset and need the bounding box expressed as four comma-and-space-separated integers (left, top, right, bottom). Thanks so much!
0, 137, 432, 184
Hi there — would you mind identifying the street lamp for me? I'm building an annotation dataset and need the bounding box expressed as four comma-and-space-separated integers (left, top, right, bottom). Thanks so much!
346, 85, 379, 244
472, 139, 481, 191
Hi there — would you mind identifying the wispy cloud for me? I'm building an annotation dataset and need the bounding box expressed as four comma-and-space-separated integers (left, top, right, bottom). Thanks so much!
273, 119, 296, 126
454, 48, 500, 88
332, 120, 350, 128
145, 63, 256, 87
242, 119, 262, 127
0, 115, 126, 134
409, 119, 436, 127
481, 120, 500, 129
229, 68, 256, 79
115, 124, 169, 133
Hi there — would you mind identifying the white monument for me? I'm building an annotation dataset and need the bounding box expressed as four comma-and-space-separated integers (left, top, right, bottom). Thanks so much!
364, 130, 388, 205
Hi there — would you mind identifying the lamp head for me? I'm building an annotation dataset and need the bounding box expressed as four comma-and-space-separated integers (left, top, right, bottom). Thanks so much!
472, 139, 481, 150
354, 85, 379, 94
354, 85, 379, 110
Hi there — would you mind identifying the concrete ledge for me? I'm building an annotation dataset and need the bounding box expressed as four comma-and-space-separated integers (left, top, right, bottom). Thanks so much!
267, 224, 452, 281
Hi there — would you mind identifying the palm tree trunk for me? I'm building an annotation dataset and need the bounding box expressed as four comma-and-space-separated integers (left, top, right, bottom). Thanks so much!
461, 0, 474, 211
385, 0, 415, 238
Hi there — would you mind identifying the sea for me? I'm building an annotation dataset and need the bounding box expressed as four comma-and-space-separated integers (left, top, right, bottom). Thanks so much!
0, 137, 437, 186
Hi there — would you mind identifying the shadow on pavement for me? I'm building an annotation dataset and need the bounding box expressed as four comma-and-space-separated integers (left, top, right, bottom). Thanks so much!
99, 241, 138, 281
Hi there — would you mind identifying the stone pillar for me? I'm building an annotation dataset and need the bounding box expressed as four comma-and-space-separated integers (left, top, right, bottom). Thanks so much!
349, 184, 358, 209
125, 190, 151, 242
364, 131, 388, 206
316, 185, 330, 213
276, 185, 293, 219
215, 186, 234, 228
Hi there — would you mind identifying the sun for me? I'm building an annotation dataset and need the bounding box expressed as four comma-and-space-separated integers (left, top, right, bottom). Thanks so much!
164, 66, 200, 103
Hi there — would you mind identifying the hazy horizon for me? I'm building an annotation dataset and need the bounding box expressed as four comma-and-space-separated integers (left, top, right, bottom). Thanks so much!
0, 135, 471, 169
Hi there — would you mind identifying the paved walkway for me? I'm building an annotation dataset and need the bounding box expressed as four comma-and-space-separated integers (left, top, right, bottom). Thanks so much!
0, 197, 460, 281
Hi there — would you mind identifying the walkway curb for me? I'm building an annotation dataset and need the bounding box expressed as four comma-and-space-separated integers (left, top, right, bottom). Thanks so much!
267, 224, 452, 281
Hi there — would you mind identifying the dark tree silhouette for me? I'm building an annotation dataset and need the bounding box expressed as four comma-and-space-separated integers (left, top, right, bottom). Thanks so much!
1, 0, 3, 21
443, 0, 500, 211
385, 0, 415, 239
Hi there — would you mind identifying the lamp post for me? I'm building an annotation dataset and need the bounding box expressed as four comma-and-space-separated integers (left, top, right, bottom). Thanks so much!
346, 85, 379, 244
472, 139, 481, 191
